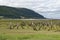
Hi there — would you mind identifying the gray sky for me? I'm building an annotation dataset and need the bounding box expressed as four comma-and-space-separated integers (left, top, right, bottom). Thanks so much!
0, 0, 60, 19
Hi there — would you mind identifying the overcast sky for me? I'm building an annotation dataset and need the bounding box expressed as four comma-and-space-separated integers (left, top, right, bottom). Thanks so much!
0, 0, 60, 19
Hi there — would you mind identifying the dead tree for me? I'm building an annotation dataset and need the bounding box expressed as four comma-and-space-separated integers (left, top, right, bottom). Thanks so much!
9, 22, 13, 29
30, 22, 37, 31
9, 22, 20, 29
20, 22, 26, 29
13, 23, 20, 29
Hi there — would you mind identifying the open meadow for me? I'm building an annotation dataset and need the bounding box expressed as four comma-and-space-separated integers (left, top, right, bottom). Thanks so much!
0, 19, 60, 40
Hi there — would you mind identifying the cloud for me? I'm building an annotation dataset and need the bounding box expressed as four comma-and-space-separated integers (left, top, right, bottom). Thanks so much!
0, 0, 60, 19
0, 0, 60, 11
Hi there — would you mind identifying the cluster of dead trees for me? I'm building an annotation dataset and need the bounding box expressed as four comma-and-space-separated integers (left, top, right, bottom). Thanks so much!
9, 21, 60, 31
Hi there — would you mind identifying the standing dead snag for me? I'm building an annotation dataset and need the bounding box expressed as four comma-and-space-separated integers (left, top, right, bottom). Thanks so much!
30, 22, 37, 31
13, 23, 20, 29
38, 22, 43, 30
9, 22, 20, 29
9, 22, 13, 29
16, 23, 20, 29
20, 21, 26, 29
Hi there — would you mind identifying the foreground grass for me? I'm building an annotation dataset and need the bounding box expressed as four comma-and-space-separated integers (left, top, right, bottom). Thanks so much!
0, 33, 60, 40
0, 29, 60, 40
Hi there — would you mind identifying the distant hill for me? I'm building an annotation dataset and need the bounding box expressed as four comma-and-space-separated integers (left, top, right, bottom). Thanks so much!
0, 6, 45, 19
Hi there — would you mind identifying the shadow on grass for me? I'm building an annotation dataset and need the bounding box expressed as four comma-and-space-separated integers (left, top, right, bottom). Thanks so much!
18, 36, 31, 40
18, 35, 34, 40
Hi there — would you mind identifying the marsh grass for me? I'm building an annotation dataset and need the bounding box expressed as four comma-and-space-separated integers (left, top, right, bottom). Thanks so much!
0, 19, 60, 40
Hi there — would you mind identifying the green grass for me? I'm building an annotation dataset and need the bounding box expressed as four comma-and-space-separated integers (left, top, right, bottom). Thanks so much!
0, 32, 60, 40
0, 19, 60, 40
0, 28, 60, 40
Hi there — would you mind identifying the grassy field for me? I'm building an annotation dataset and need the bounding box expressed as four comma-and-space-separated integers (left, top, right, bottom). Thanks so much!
0, 19, 60, 40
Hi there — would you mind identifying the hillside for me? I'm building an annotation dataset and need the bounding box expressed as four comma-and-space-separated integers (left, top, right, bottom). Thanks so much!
0, 6, 45, 19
